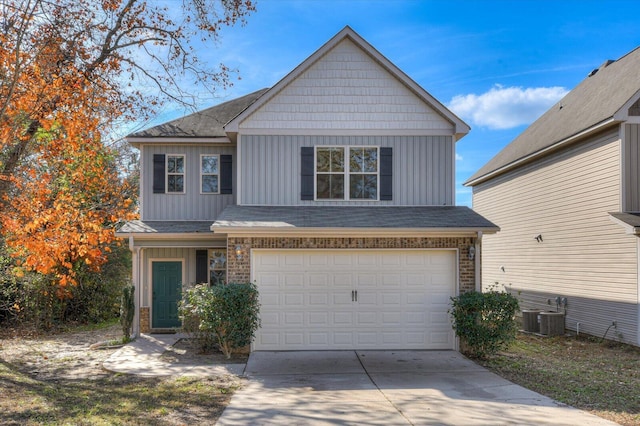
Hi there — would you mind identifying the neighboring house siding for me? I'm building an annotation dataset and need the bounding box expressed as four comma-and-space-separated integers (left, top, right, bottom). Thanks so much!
240, 135, 454, 206
141, 145, 236, 220
473, 129, 639, 344
624, 123, 640, 211
238, 39, 454, 133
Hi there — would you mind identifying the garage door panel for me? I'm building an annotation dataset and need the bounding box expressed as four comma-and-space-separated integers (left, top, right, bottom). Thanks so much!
308, 293, 329, 305
253, 249, 456, 351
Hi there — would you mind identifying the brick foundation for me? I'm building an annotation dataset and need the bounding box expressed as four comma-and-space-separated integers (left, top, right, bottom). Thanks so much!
227, 236, 477, 294
140, 307, 150, 333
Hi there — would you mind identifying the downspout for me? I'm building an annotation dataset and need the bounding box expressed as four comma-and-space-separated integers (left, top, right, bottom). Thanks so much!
129, 235, 142, 337
475, 231, 483, 292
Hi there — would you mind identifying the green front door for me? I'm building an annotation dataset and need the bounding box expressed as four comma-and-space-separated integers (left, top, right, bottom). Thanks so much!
152, 261, 182, 328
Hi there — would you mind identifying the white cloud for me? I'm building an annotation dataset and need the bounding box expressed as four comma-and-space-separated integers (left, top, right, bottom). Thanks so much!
455, 153, 463, 161
448, 85, 568, 130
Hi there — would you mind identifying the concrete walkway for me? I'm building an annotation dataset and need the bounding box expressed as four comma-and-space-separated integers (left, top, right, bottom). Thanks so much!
102, 333, 245, 376
217, 351, 619, 426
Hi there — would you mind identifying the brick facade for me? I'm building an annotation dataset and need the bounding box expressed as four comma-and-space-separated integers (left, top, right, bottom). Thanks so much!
227, 236, 477, 294
140, 307, 150, 333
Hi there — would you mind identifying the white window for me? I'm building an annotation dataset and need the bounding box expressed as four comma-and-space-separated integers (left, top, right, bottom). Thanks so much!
166, 154, 185, 193
201, 155, 219, 194
316, 146, 379, 200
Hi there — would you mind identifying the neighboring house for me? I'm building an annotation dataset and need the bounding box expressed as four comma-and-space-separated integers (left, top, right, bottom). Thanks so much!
116, 26, 498, 351
466, 47, 640, 347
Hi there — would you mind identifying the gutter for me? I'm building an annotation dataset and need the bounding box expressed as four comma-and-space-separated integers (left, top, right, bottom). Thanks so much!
210, 226, 499, 237
465, 117, 619, 187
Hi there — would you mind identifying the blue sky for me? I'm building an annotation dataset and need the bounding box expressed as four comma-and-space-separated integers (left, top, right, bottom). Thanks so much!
140, 0, 640, 206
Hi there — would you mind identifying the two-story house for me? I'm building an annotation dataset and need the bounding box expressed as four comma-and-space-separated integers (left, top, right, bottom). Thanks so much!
117, 26, 498, 351
466, 47, 640, 347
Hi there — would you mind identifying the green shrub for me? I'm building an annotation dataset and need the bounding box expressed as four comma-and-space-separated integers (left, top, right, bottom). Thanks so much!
449, 290, 519, 359
180, 282, 261, 358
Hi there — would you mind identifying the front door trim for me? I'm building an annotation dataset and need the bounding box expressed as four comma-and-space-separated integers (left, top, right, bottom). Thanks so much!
148, 258, 185, 329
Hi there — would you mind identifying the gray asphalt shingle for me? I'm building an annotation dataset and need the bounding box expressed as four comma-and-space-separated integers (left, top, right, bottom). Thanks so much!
127, 88, 269, 138
467, 46, 640, 185
212, 205, 498, 230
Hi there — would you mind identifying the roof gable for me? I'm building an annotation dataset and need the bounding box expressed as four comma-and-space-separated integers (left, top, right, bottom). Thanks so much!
467, 46, 640, 186
225, 26, 469, 139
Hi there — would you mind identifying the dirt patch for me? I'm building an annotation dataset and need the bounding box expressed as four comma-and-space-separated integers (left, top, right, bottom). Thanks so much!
0, 323, 244, 425
0, 323, 123, 380
160, 338, 249, 365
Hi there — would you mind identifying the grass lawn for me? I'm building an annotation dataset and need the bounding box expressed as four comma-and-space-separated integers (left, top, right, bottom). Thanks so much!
0, 365, 239, 425
478, 332, 640, 426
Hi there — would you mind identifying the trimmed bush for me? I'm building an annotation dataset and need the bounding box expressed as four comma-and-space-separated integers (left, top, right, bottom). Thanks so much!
449, 290, 519, 359
180, 282, 261, 358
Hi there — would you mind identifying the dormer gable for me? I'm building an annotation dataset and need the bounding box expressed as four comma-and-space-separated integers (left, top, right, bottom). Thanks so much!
225, 26, 469, 140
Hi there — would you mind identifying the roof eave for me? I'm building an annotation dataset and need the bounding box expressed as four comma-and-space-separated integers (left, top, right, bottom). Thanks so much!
465, 117, 620, 187
126, 136, 231, 147
210, 226, 499, 237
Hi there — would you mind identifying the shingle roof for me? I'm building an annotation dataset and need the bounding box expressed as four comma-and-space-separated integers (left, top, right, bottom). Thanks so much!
466, 46, 640, 186
212, 205, 498, 231
117, 220, 214, 234
127, 88, 269, 138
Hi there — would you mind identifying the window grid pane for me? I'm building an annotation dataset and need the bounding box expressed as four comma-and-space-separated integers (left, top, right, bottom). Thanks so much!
316, 147, 345, 199
315, 146, 378, 200
167, 155, 185, 193
201, 155, 219, 193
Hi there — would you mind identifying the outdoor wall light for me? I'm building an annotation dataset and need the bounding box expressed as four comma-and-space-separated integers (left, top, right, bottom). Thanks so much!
235, 244, 243, 260
468, 245, 475, 260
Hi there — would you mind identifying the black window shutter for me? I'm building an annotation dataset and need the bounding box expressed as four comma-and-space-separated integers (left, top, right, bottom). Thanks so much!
300, 147, 314, 200
379, 147, 392, 201
196, 250, 208, 284
220, 155, 232, 194
153, 154, 165, 194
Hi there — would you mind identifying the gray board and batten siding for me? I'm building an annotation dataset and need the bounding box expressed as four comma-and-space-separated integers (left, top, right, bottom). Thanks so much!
141, 144, 236, 221
473, 127, 639, 344
623, 123, 640, 211
239, 135, 455, 206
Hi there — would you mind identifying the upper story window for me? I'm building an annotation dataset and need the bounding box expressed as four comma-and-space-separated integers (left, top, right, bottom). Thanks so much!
201, 154, 219, 194
316, 146, 379, 200
153, 153, 232, 195
166, 154, 185, 193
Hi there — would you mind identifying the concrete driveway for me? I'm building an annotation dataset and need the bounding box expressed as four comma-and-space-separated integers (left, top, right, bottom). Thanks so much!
217, 350, 617, 425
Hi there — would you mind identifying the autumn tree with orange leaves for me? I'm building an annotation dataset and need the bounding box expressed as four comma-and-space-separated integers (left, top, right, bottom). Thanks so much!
0, 0, 254, 306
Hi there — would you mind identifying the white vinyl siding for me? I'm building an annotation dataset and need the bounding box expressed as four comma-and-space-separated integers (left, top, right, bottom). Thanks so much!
238, 39, 454, 134
473, 129, 638, 345
240, 135, 454, 206
141, 145, 235, 221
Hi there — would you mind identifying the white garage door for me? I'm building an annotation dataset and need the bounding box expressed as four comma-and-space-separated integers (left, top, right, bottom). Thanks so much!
252, 249, 456, 350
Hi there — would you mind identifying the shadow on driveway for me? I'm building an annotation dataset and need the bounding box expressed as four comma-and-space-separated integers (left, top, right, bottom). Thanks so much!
217, 350, 618, 425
